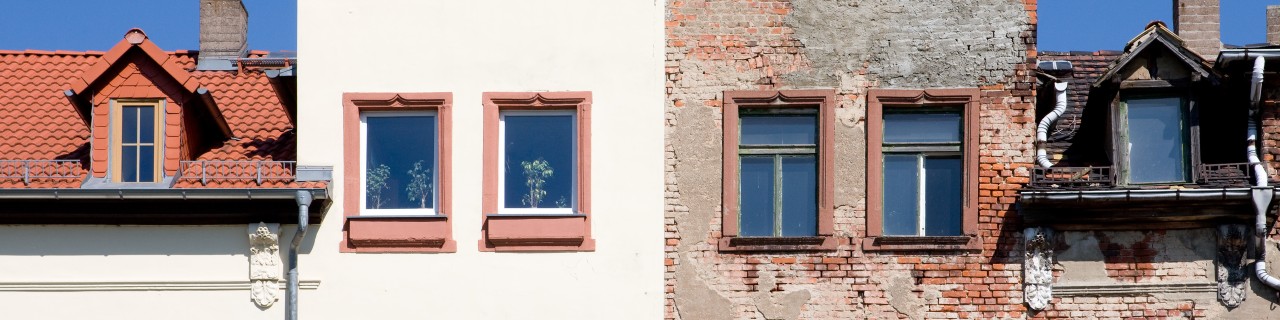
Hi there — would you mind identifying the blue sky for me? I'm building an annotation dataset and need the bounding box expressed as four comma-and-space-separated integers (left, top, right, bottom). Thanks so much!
1040, 0, 1276, 51
0, 0, 295, 52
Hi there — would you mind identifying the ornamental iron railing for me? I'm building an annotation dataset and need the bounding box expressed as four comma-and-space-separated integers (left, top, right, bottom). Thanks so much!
1030, 166, 1114, 189
0, 160, 83, 185
179, 160, 296, 185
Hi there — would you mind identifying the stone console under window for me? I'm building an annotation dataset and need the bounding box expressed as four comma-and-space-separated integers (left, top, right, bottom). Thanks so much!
341, 92, 456, 253
719, 90, 836, 251
866, 88, 980, 251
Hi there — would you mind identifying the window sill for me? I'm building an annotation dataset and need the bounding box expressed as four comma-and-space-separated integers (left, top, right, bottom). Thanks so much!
342, 215, 456, 253
480, 214, 595, 252
717, 236, 837, 252
861, 235, 980, 252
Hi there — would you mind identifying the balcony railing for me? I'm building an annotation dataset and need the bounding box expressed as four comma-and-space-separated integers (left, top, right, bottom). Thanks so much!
1030, 166, 1114, 189
1197, 162, 1255, 188
179, 160, 296, 185
0, 160, 83, 185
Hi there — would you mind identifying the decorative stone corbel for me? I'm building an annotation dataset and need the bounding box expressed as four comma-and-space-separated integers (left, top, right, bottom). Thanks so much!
248, 222, 282, 308
1024, 227, 1054, 311
1217, 224, 1249, 307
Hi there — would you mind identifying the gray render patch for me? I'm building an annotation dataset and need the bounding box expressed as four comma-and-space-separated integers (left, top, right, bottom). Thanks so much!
783, 0, 1027, 88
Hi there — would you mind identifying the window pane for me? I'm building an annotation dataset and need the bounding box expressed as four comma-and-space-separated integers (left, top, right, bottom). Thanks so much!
122, 146, 137, 182
138, 106, 154, 144
1127, 97, 1187, 183
122, 106, 139, 144
780, 155, 817, 236
884, 113, 962, 143
138, 146, 154, 182
883, 154, 918, 235
503, 115, 575, 209
365, 116, 437, 210
739, 156, 774, 237
924, 156, 962, 236
740, 115, 817, 145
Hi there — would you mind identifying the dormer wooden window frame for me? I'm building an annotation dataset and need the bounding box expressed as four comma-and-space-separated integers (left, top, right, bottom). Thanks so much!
1111, 83, 1199, 186
109, 98, 166, 183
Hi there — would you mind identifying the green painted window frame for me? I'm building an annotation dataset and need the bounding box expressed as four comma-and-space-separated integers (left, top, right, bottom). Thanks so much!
1118, 94, 1190, 185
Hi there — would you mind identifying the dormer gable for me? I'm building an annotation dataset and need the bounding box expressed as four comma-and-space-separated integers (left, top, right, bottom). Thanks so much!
1094, 22, 1218, 88
64, 29, 233, 184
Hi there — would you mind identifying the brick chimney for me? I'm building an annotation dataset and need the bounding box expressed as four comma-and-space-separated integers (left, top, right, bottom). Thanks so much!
1173, 0, 1221, 60
198, 0, 248, 70
1268, 5, 1280, 45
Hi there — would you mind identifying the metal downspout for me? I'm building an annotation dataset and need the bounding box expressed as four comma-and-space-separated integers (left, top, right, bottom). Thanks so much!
288, 190, 311, 320
1246, 56, 1280, 290
1036, 82, 1069, 168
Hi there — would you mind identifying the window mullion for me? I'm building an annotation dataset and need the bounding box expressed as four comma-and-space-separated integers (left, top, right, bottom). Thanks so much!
773, 154, 783, 237
917, 154, 926, 236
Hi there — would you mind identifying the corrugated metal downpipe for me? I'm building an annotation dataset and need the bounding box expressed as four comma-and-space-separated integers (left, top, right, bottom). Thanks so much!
288, 190, 311, 320
1247, 56, 1280, 290
1036, 82, 1069, 168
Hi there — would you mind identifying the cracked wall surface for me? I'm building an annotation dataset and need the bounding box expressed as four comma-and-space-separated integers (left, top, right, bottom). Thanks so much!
664, 0, 1037, 318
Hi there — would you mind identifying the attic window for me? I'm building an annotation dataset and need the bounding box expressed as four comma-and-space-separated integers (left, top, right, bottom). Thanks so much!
112, 100, 164, 183
1123, 96, 1189, 184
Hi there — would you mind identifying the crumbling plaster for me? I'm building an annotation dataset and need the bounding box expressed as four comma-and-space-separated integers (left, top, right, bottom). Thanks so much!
666, 0, 1031, 319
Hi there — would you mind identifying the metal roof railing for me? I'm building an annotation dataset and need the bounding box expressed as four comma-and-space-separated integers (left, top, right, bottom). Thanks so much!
0, 160, 83, 185
1030, 166, 1115, 189
179, 160, 296, 186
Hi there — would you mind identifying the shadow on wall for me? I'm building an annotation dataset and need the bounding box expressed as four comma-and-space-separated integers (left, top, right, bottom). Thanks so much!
0, 225, 319, 256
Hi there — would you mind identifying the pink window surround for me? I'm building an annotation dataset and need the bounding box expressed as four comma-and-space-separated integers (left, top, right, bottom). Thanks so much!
481, 92, 595, 252
341, 92, 456, 253
865, 88, 981, 251
720, 90, 837, 251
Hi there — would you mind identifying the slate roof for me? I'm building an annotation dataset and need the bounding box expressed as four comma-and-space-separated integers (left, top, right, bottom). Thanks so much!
0, 31, 312, 189
1037, 50, 1122, 159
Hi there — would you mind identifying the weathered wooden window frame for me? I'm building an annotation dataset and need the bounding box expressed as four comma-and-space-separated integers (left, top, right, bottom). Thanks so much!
1113, 89, 1197, 186
737, 108, 820, 237
880, 108, 964, 237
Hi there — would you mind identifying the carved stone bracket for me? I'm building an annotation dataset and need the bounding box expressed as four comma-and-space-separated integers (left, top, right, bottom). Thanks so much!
1024, 227, 1055, 311
1217, 224, 1249, 307
248, 222, 282, 308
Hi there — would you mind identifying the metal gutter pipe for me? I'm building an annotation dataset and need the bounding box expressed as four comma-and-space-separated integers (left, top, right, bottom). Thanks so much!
1246, 56, 1280, 290
287, 190, 311, 320
1036, 82, 1069, 168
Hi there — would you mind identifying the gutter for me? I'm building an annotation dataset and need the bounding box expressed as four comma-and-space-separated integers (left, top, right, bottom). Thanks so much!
0, 188, 327, 200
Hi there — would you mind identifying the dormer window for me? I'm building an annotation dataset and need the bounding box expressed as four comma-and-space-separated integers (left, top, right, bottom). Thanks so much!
1122, 95, 1189, 184
112, 99, 164, 183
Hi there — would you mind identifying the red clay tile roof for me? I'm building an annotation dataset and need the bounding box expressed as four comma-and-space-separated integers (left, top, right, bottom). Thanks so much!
0, 34, 306, 189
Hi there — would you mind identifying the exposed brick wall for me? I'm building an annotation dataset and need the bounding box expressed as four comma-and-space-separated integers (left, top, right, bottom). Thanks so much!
664, 0, 1039, 319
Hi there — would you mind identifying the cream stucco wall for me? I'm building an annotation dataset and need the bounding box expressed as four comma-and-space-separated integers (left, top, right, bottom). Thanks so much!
0, 1, 664, 319
297, 0, 666, 319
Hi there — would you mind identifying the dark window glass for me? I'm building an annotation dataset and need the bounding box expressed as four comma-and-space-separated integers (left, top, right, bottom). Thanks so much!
364, 115, 437, 210
739, 156, 775, 237
1127, 97, 1187, 183
923, 156, 962, 236
883, 154, 919, 235
502, 114, 575, 209
741, 115, 817, 145
122, 106, 139, 143
780, 156, 817, 236
138, 146, 154, 182
737, 110, 819, 237
122, 145, 138, 182
884, 113, 962, 143
882, 109, 963, 236
138, 106, 154, 143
